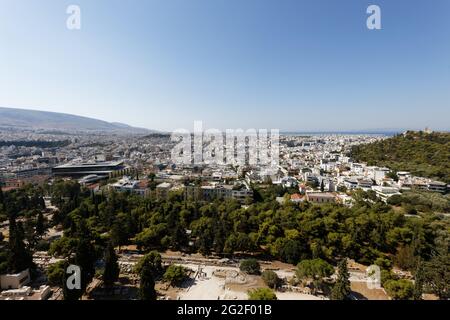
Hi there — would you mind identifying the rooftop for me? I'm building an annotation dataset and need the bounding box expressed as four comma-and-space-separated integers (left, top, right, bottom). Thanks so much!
54, 160, 124, 169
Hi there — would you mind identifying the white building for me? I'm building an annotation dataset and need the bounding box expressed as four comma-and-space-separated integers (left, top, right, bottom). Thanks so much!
0, 269, 30, 290
372, 167, 390, 185
0, 285, 51, 300
110, 176, 149, 196
371, 186, 401, 202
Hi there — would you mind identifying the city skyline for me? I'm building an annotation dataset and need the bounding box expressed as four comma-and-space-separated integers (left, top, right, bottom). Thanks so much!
0, 1, 449, 305
1, 0, 449, 132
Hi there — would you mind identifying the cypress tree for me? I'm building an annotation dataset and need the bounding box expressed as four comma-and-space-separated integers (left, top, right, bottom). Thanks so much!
75, 238, 95, 292
331, 258, 351, 300
74, 221, 96, 293
139, 263, 157, 300
103, 242, 120, 287
7, 219, 34, 273
39, 197, 46, 210
413, 260, 424, 300
36, 211, 46, 237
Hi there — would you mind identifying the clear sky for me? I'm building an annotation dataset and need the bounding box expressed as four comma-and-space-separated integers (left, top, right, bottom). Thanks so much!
0, 0, 449, 132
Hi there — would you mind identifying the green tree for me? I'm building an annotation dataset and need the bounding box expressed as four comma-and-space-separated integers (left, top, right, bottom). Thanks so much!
38, 196, 46, 210
271, 238, 305, 264
351, 131, 450, 183
422, 250, 450, 300
374, 257, 392, 271
413, 261, 424, 300
395, 245, 417, 271
110, 213, 129, 250
213, 223, 226, 254
35, 211, 46, 237
191, 217, 214, 255
247, 288, 277, 300
47, 261, 66, 286
134, 251, 163, 277
75, 223, 96, 291
135, 251, 163, 300
23, 215, 37, 248
139, 263, 157, 300
163, 265, 188, 286
103, 242, 120, 287
240, 259, 261, 275
7, 218, 34, 273
296, 259, 334, 294
135, 223, 169, 251
331, 259, 351, 300
296, 259, 334, 280
384, 279, 414, 300
49, 236, 78, 258
261, 270, 281, 289
74, 234, 96, 292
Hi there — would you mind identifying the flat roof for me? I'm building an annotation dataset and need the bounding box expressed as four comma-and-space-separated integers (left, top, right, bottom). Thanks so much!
307, 192, 336, 198
53, 170, 117, 175
54, 160, 124, 169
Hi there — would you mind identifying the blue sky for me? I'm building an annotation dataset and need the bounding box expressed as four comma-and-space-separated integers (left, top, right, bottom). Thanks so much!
0, 0, 449, 132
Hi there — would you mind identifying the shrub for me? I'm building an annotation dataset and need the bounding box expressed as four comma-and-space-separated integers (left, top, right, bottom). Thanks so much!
163, 265, 188, 286
47, 261, 66, 286
247, 288, 277, 300
384, 279, 414, 300
240, 259, 261, 275
261, 270, 281, 289
296, 259, 334, 280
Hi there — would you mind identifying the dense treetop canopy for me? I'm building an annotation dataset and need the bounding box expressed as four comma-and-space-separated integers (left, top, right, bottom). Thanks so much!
351, 131, 450, 183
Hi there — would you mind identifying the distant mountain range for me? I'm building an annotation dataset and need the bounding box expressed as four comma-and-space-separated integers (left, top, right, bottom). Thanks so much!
0, 107, 154, 134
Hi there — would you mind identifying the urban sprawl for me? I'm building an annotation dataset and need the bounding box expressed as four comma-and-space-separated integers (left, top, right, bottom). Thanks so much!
0, 129, 448, 300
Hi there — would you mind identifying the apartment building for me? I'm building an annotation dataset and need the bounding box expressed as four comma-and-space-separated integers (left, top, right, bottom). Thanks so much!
371, 186, 401, 202
184, 182, 253, 203
306, 192, 337, 204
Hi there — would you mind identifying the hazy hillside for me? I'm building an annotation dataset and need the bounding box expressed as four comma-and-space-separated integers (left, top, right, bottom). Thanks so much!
351, 131, 450, 183
0, 107, 152, 134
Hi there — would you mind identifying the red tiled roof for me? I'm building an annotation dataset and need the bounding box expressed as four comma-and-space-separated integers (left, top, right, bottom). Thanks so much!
291, 193, 303, 200
86, 183, 100, 190
1, 187, 19, 192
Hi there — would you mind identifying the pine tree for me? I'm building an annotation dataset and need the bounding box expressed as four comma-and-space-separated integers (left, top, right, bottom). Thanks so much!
36, 211, 46, 237
213, 223, 226, 254
7, 218, 34, 273
111, 218, 127, 251
74, 221, 96, 292
139, 263, 157, 300
413, 261, 424, 300
422, 249, 450, 300
23, 215, 36, 248
331, 258, 351, 300
103, 242, 120, 287
38, 197, 46, 210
